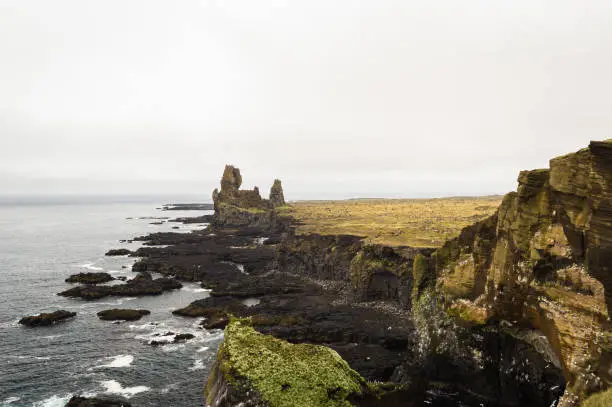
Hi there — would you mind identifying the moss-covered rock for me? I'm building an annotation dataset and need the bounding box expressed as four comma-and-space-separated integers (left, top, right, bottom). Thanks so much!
205, 318, 367, 407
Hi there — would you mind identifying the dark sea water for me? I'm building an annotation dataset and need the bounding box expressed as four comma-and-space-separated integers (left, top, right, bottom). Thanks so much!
0, 198, 221, 406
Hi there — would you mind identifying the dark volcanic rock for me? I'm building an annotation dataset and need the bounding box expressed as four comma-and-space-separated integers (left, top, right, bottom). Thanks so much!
65, 272, 114, 284
65, 395, 131, 407
58, 276, 182, 300
269, 179, 285, 207
96, 309, 151, 321
19, 310, 76, 327
173, 333, 195, 342
104, 248, 132, 256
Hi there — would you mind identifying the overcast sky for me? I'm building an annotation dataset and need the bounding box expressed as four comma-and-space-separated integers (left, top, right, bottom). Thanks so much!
1, 1, 610, 200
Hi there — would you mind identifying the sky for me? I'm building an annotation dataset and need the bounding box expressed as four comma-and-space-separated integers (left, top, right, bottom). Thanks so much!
1, 1, 611, 200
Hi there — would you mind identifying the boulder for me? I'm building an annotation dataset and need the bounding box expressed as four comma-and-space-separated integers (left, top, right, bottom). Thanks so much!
19, 310, 76, 327
64, 395, 131, 407
96, 309, 151, 321
65, 272, 114, 284
105, 248, 132, 256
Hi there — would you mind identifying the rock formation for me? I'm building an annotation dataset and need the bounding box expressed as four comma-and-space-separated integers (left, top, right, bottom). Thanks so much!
413, 140, 612, 405
269, 179, 285, 207
96, 309, 150, 321
212, 165, 287, 228
19, 310, 76, 327
65, 272, 114, 284
64, 396, 131, 407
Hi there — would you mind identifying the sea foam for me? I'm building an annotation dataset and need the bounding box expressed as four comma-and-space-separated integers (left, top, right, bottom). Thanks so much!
95, 354, 134, 368
100, 380, 149, 398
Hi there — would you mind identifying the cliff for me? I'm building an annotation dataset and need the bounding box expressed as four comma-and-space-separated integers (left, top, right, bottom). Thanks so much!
202, 143, 610, 406
416, 140, 611, 405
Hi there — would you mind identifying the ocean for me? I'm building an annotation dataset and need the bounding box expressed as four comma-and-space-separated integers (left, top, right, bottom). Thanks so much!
0, 197, 221, 406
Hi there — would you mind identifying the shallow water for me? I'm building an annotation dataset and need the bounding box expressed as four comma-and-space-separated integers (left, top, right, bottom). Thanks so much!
0, 199, 221, 406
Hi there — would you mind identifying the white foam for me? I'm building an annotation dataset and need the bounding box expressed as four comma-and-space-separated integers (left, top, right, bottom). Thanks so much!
242, 298, 261, 307
95, 354, 134, 368
79, 262, 104, 271
189, 359, 204, 371
182, 286, 210, 293
3, 397, 20, 405
33, 394, 72, 407
35, 356, 52, 361
100, 380, 149, 398
197, 346, 210, 352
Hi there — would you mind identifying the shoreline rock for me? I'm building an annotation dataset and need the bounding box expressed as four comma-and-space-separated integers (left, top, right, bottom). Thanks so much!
96, 309, 150, 321
104, 248, 132, 256
19, 310, 76, 327
65, 272, 114, 284
65, 395, 131, 407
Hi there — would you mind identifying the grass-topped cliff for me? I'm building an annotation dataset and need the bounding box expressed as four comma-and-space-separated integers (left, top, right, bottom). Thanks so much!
281, 197, 501, 248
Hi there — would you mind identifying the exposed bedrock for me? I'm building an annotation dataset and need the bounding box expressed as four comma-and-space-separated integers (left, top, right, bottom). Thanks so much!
65, 272, 114, 284
64, 396, 131, 407
96, 309, 150, 321
58, 273, 182, 300
415, 140, 612, 405
19, 310, 76, 327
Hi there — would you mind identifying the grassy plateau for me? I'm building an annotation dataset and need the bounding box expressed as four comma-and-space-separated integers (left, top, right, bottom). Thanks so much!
281, 196, 502, 248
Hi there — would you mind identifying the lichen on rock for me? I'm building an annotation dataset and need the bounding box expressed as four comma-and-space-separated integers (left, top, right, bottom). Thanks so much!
205, 318, 367, 407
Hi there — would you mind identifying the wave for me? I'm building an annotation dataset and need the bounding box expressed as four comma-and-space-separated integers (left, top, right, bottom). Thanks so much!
100, 380, 149, 398
197, 346, 210, 353
189, 359, 204, 371
182, 286, 210, 293
2, 397, 21, 405
32, 394, 71, 407
94, 354, 134, 369
77, 262, 104, 271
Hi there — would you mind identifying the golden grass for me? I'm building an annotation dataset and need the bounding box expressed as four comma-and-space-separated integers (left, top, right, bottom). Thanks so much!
282, 196, 502, 248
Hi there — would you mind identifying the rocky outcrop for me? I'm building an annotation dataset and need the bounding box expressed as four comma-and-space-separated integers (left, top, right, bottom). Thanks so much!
65, 272, 114, 284
212, 165, 288, 229
205, 318, 413, 407
19, 310, 76, 327
96, 309, 150, 321
64, 396, 131, 407
58, 274, 182, 300
105, 248, 132, 256
269, 179, 285, 207
413, 140, 612, 405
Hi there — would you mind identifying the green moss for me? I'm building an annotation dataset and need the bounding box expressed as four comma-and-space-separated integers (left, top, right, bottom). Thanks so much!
218, 318, 365, 407
581, 388, 612, 407
412, 254, 427, 299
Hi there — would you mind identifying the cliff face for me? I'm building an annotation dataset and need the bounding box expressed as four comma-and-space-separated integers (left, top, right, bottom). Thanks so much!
205, 143, 610, 406
420, 141, 611, 405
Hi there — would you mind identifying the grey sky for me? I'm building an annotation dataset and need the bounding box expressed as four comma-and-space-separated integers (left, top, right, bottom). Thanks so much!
1, 1, 611, 200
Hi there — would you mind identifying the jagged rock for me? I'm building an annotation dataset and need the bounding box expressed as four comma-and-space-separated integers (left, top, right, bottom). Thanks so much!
65, 272, 114, 284
205, 319, 409, 407
105, 248, 132, 256
96, 309, 150, 321
212, 165, 287, 229
19, 310, 76, 327
269, 179, 285, 207
65, 395, 131, 407
413, 140, 612, 405
58, 276, 182, 300
173, 333, 195, 342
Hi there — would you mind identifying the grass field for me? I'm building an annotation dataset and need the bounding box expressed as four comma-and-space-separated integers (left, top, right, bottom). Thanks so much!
282, 196, 502, 248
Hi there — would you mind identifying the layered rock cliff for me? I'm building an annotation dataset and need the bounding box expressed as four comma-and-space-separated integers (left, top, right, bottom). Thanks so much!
415, 140, 611, 405
204, 142, 611, 406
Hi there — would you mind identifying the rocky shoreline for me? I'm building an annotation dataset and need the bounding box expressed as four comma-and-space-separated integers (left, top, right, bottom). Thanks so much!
23, 142, 610, 406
